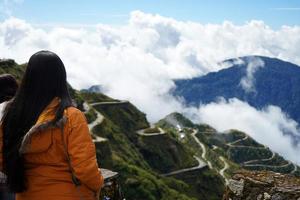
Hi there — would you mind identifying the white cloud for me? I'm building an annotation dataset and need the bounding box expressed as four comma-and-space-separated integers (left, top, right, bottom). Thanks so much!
239, 57, 265, 93
0, 11, 300, 122
186, 98, 300, 164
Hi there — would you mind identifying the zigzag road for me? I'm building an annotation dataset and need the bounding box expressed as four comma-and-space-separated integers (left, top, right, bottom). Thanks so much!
84, 101, 128, 143
192, 129, 230, 184
90, 101, 129, 106
162, 156, 207, 176
191, 129, 213, 169
243, 151, 275, 165
226, 134, 297, 174
136, 125, 166, 136
219, 156, 229, 185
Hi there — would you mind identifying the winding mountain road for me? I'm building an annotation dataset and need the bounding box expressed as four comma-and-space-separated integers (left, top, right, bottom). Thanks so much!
85, 100, 137, 142
243, 151, 276, 165
162, 156, 207, 176
227, 135, 266, 149
90, 101, 129, 106
291, 164, 298, 174
192, 129, 231, 184
227, 135, 249, 147
136, 125, 166, 136
191, 129, 213, 169
219, 156, 229, 185
244, 161, 292, 168
83, 102, 108, 143
226, 134, 297, 174
88, 112, 104, 131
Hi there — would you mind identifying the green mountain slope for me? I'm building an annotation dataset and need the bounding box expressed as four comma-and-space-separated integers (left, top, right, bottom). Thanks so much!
157, 112, 300, 181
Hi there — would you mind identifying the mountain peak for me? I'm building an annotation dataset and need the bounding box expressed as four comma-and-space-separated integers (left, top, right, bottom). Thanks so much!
222, 55, 300, 71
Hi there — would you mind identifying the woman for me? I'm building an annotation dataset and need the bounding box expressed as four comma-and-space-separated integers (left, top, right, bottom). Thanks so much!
0, 51, 104, 200
0, 74, 18, 200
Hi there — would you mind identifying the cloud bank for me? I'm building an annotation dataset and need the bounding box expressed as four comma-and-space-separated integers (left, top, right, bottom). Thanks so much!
1, 11, 300, 121
0, 11, 300, 163
186, 98, 300, 164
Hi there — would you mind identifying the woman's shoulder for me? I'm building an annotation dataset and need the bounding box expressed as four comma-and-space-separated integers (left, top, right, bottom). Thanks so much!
65, 106, 82, 115
65, 106, 87, 125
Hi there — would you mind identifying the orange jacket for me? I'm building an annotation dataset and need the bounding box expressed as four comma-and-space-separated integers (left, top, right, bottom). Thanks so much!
0, 98, 104, 200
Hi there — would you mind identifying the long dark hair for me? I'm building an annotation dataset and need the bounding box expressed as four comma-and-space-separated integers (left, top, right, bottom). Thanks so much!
2, 50, 73, 192
0, 74, 18, 104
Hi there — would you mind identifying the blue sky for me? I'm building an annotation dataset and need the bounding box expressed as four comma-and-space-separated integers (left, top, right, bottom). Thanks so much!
0, 0, 300, 28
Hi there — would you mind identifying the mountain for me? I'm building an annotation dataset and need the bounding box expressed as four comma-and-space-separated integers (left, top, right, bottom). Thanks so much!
81, 85, 105, 93
174, 56, 300, 128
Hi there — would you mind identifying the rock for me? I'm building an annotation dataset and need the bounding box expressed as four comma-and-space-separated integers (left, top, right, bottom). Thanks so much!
264, 192, 271, 199
257, 194, 262, 200
271, 193, 283, 200
223, 170, 300, 200
228, 179, 245, 196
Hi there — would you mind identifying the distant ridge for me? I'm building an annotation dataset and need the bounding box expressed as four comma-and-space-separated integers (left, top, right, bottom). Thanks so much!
81, 85, 105, 93
174, 56, 300, 132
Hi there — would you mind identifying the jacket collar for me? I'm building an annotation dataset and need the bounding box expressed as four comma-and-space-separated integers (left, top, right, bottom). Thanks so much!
19, 97, 67, 154
36, 97, 60, 124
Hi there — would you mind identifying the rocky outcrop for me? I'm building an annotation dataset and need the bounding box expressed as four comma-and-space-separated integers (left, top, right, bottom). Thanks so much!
223, 170, 300, 200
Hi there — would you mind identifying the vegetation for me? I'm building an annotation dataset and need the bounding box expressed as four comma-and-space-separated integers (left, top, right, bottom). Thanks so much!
0, 59, 26, 81
80, 90, 116, 102
143, 127, 160, 133
84, 107, 97, 123
94, 102, 149, 134
156, 112, 195, 129
171, 168, 225, 200
228, 147, 273, 163
136, 133, 198, 173
115, 161, 197, 200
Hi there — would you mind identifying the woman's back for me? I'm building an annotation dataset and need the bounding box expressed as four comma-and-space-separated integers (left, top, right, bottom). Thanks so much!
1, 99, 103, 200
0, 51, 103, 199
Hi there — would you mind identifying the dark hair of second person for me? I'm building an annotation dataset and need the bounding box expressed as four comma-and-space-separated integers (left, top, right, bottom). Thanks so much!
0, 74, 18, 104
